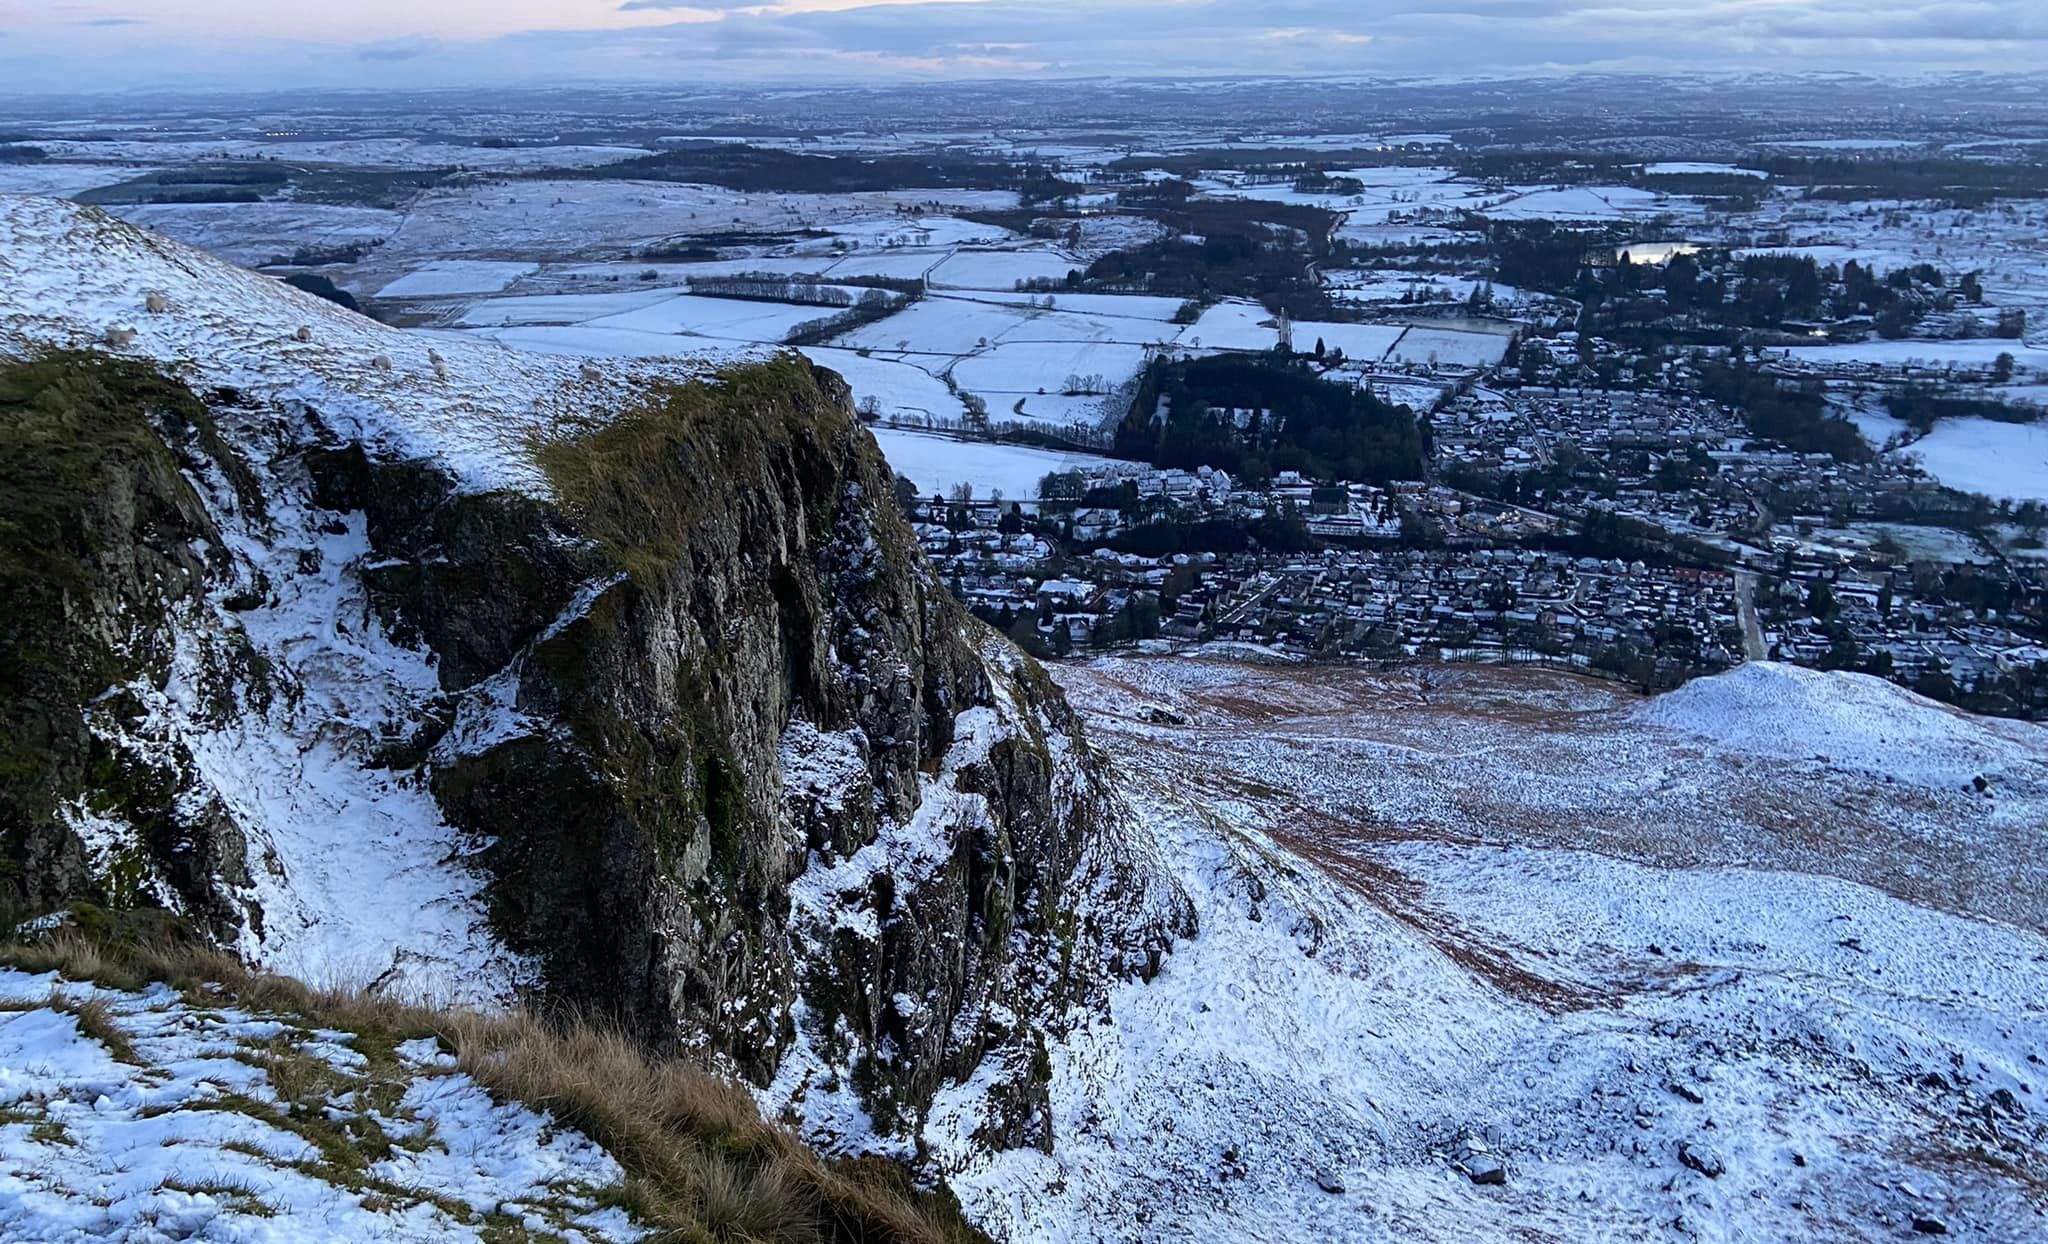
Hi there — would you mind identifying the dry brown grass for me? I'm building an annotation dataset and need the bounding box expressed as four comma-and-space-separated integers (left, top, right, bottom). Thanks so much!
48, 990, 141, 1063
1, 924, 986, 1244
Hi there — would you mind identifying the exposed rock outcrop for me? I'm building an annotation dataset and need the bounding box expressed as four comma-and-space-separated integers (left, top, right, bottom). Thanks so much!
0, 354, 263, 939
342, 357, 1189, 1151
0, 345, 1189, 1164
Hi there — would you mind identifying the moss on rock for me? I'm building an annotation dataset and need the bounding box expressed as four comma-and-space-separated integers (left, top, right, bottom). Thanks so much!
0, 352, 239, 925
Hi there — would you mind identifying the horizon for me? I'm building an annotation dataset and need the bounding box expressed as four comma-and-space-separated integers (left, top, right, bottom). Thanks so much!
3, 0, 2045, 95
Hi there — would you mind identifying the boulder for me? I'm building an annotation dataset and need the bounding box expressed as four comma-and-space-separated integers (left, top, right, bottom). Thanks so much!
1465, 1155, 1508, 1186
1678, 1141, 1725, 1178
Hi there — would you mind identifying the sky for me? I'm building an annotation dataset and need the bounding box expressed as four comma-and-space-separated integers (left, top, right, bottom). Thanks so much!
1, 1, 2043, 93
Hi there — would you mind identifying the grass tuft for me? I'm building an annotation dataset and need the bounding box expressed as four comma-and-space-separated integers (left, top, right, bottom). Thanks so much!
526, 355, 857, 587
51, 990, 140, 1064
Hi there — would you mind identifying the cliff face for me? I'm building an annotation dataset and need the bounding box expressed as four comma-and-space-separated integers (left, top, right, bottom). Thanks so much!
337, 356, 1187, 1149
0, 355, 261, 937
0, 340, 1187, 1161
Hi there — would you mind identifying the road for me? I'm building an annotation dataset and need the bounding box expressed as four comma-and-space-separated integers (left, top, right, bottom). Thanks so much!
1733, 570, 1769, 662
1216, 571, 1287, 631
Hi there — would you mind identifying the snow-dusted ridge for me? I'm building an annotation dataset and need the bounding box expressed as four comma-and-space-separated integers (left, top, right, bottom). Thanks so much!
0, 194, 751, 496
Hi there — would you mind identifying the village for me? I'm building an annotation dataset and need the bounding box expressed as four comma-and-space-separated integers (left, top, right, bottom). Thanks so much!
900, 365, 2048, 712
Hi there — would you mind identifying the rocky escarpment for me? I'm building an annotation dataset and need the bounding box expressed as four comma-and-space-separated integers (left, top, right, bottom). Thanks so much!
339, 357, 1189, 1152
0, 346, 1189, 1165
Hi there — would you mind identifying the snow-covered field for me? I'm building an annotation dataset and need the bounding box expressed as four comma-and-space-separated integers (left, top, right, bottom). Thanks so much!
929, 248, 1081, 291
1905, 417, 2048, 503
1645, 162, 1768, 178
452, 287, 869, 346
1782, 338, 2048, 374
1176, 300, 1280, 351
377, 260, 539, 299
870, 427, 1120, 499
953, 340, 1149, 399
937, 657, 2048, 1244
115, 202, 401, 268
1477, 185, 1687, 223
0, 162, 151, 198
1323, 270, 1526, 306
1201, 166, 1493, 226
800, 346, 966, 422
1169, 301, 1508, 369
1388, 325, 1514, 368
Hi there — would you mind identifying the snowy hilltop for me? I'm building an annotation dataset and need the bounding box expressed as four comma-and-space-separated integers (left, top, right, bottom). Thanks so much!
3, 191, 2046, 1244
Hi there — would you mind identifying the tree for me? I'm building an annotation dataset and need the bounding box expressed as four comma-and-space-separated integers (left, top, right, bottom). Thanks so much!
1037, 470, 1085, 503
1663, 252, 1700, 313
893, 473, 922, 518
1007, 613, 1047, 658
961, 393, 990, 430
1994, 352, 2017, 383
1807, 580, 1837, 620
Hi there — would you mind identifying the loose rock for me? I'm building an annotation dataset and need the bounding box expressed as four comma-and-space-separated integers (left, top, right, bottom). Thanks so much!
1679, 1141, 1725, 1178
1464, 1156, 1507, 1186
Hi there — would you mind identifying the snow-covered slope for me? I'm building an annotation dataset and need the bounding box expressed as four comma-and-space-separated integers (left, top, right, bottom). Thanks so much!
1635, 660, 2044, 786
949, 656, 2048, 1243
0, 967, 646, 1243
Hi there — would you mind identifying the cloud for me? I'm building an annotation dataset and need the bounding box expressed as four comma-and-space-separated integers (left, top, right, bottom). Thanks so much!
356, 38, 441, 62
562, 0, 2048, 78
7, 0, 2047, 91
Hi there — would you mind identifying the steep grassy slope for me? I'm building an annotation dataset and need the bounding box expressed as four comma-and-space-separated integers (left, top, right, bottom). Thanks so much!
0, 913, 986, 1244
